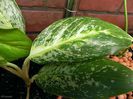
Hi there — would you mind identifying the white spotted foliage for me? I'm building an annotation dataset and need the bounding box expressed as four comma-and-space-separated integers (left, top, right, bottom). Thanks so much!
0, 0, 25, 32
30, 17, 133, 64
35, 17, 133, 98
36, 58, 133, 99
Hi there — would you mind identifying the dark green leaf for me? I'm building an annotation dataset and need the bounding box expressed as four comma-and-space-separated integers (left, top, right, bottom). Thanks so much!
0, 0, 25, 32
30, 17, 133, 64
0, 29, 32, 62
36, 58, 133, 99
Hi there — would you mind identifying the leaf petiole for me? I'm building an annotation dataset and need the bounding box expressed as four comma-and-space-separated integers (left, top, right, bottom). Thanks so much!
124, 0, 128, 32
0, 62, 23, 78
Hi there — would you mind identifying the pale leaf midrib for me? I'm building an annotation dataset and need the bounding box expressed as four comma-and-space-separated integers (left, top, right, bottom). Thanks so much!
29, 30, 99, 58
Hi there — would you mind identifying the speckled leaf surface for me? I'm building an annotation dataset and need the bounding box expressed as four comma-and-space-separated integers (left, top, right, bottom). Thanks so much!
36, 58, 133, 99
30, 17, 133, 64
0, 13, 12, 29
0, 29, 32, 62
0, 0, 25, 32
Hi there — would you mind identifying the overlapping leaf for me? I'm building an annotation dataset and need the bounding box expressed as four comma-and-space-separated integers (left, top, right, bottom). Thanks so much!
33, 17, 133, 98
0, 56, 7, 65
0, 29, 32, 62
0, 13, 12, 29
30, 17, 133, 64
0, 0, 25, 32
0, 0, 32, 63
36, 58, 133, 99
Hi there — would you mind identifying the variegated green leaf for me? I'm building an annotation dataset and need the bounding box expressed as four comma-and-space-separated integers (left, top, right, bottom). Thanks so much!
0, 12, 12, 29
0, 0, 25, 32
36, 58, 133, 99
0, 29, 32, 62
29, 17, 133, 64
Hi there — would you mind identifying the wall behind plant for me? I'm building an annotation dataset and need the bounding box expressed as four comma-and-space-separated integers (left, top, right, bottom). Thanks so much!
16, 0, 133, 40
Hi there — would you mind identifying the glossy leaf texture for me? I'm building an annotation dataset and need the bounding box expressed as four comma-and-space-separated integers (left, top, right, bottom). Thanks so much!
30, 17, 133, 64
36, 58, 133, 99
0, 0, 25, 32
0, 29, 32, 62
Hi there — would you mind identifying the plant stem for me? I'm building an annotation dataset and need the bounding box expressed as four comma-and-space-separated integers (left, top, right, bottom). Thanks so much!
26, 85, 31, 99
1, 62, 23, 78
22, 58, 39, 99
0, 61, 32, 99
124, 0, 128, 32
6, 62, 22, 73
22, 57, 30, 79
0, 57, 36, 99
31, 74, 38, 83
64, 0, 75, 18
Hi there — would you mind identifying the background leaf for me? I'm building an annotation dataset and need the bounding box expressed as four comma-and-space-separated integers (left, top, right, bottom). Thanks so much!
36, 58, 133, 99
0, 29, 32, 62
0, 0, 31, 62
0, 56, 7, 65
0, 13, 13, 29
30, 17, 133, 64
0, 0, 25, 32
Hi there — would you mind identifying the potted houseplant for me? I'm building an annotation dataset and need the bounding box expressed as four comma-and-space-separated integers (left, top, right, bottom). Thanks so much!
1, 0, 133, 99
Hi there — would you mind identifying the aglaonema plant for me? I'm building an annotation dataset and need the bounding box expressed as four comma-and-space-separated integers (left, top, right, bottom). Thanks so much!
1, 0, 133, 99
30, 17, 133, 99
